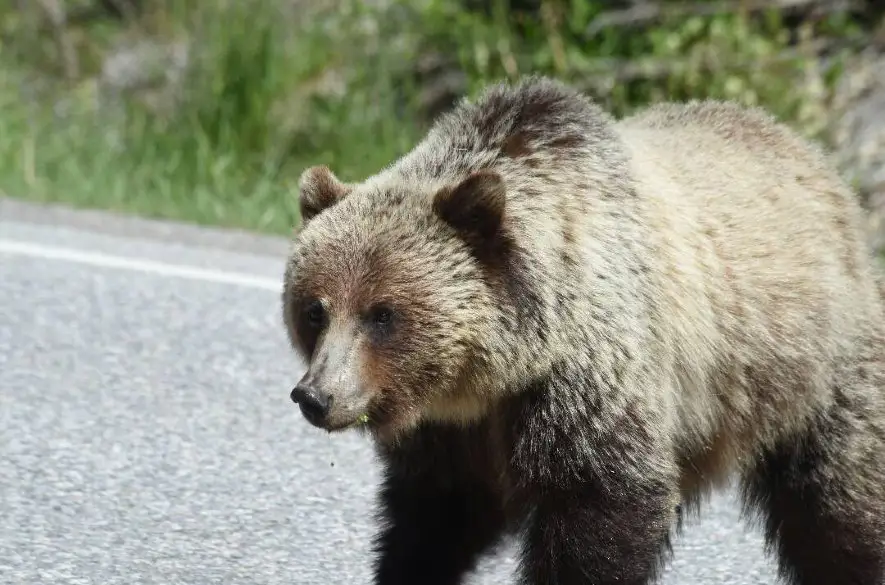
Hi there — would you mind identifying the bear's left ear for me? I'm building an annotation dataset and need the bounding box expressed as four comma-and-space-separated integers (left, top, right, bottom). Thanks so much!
432, 170, 506, 247
298, 165, 352, 225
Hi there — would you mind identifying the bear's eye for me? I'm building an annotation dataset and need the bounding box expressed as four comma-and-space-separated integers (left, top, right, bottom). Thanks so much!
303, 300, 325, 328
374, 309, 392, 325
367, 305, 394, 329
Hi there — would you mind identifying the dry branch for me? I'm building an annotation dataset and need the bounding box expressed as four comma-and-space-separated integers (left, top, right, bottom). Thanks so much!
34, 0, 78, 81
572, 36, 850, 90
585, 0, 862, 37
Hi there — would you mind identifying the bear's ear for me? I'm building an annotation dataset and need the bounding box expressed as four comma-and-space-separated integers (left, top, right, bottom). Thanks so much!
298, 165, 352, 224
432, 170, 506, 247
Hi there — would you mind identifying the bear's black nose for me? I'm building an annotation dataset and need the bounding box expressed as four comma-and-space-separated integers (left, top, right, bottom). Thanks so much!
290, 384, 332, 426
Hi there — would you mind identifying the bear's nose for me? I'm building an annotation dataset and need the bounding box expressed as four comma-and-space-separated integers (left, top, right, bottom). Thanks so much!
290, 383, 333, 426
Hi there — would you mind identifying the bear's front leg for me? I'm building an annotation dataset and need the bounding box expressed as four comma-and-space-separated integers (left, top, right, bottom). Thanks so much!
517, 478, 676, 585
510, 375, 679, 585
372, 424, 508, 585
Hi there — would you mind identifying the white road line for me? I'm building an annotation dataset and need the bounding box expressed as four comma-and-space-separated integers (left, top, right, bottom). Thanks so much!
0, 238, 282, 292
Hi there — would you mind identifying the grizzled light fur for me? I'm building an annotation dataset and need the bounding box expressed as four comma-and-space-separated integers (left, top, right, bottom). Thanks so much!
281, 76, 885, 585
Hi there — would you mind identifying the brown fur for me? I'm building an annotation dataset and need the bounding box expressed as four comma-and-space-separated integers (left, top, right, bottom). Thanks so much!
281, 76, 885, 585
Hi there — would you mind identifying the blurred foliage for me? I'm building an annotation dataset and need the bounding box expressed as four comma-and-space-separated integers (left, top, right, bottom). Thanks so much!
0, 0, 880, 233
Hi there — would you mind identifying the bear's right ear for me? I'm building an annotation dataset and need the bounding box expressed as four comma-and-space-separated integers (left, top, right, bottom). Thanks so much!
298, 165, 352, 225
432, 170, 507, 249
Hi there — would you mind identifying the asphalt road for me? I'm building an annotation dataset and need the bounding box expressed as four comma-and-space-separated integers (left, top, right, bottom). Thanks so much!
0, 199, 782, 584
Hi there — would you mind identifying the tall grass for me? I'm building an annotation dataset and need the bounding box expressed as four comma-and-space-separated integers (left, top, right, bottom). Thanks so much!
0, 0, 873, 234
0, 1, 424, 233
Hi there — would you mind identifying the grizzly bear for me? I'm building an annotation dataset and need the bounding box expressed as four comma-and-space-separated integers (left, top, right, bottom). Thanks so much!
281, 76, 885, 585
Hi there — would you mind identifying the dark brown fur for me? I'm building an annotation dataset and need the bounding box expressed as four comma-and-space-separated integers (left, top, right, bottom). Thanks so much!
281, 76, 885, 584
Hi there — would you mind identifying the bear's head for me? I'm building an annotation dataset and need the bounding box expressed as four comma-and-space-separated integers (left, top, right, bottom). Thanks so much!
281, 164, 517, 443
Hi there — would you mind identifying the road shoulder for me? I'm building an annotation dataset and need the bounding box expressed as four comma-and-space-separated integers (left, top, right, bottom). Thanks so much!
0, 197, 291, 258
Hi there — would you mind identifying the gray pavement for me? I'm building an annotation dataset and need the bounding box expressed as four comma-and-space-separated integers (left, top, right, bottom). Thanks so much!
0, 199, 781, 584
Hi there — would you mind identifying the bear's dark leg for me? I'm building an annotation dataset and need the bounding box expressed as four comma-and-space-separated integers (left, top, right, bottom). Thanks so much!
372, 424, 508, 585
516, 473, 677, 585
739, 373, 885, 585
508, 375, 679, 585
372, 476, 506, 585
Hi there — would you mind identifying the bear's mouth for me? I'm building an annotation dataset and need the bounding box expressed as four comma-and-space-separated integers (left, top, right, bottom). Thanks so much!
291, 390, 395, 436
325, 413, 372, 433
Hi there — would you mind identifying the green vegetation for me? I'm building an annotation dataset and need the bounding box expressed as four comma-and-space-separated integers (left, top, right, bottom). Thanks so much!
0, 1, 879, 234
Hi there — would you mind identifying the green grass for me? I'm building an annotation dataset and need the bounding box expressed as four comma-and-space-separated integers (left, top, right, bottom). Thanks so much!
0, 1, 425, 235
0, 1, 874, 235
0, 86, 419, 235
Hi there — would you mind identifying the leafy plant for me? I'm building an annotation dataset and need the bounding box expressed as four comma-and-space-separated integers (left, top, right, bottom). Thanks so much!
0, 0, 877, 234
